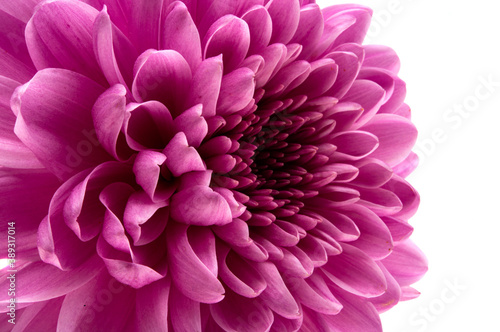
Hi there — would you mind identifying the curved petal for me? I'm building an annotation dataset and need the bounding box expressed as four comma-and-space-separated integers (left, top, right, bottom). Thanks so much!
92, 84, 133, 161
291, 4, 324, 60
204, 15, 250, 73
217, 245, 266, 298
93, 7, 137, 89
166, 223, 225, 303
254, 261, 300, 319
162, 132, 205, 177
267, 0, 300, 44
187, 55, 223, 117
56, 270, 135, 331
210, 289, 274, 332
361, 113, 418, 167
132, 49, 192, 116
160, 1, 201, 71
0, 0, 41, 23
13, 69, 109, 180
321, 243, 387, 297
134, 276, 171, 332
369, 262, 402, 313
169, 284, 202, 332
241, 5, 272, 55
26, 0, 106, 84
363, 45, 401, 73
217, 67, 255, 116
173, 104, 208, 147
382, 240, 428, 286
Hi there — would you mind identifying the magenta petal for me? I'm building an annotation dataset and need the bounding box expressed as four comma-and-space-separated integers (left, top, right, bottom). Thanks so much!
123, 191, 169, 246
288, 273, 342, 315
322, 243, 387, 297
267, 0, 300, 44
166, 223, 225, 303
342, 79, 386, 128
127, 0, 163, 52
133, 150, 175, 202
0, 77, 42, 168
382, 216, 414, 243
255, 261, 300, 319
171, 185, 232, 226
0, 0, 41, 23
187, 55, 223, 117
369, 262, 402, 313
325, 51, 361, 99
382, 240, 428, 286
134, 276, 171, 332
217, 245, 267, 298
383, 175, 420, 220
393, 151, 419, 178
330, 130, 379, 161
340, 205, 394, 260
13, 69, 109, 179
210, 289, 274, 332
324, 5, 372, 48
169, 284, 202, 332
0, 255, 102, 304
0, 9, 32, 70
217, 67, 256, 116
97, 235, 165, 288
92, 84, 132, 161
323, 283, 383, 331
132, 49, 192, 116
26, 0, 106, 84
160, 1, 202, 71
212, 217, 252, 247
0, 169, 58, 258
363, 45, 401, 73
93, 7, 137, 89
163, 132, 206, 177
173, 104, 208, 147
241, 5, 272, 55
291, 4, 324, 60
56, 270, 135, 331
352, 158, 393, 188
204, 15, 250, 73
361, 114, 418, 167
5, 297, 62, 331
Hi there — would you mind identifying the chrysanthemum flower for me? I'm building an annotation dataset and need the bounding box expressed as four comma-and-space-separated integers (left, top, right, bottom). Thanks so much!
0, 0, 427, 330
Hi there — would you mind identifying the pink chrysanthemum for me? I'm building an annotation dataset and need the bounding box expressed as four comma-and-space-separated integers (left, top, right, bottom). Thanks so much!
0, 0, 427, 331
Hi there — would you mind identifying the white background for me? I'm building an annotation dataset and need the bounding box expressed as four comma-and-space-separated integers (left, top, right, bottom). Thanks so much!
316, 0, 500, 331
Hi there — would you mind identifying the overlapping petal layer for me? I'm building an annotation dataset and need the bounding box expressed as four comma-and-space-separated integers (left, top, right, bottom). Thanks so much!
0, 0, 426, 331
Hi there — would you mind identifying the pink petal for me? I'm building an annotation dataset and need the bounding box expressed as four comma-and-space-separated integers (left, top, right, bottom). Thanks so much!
123, 191, 169, 246
323, 283, 383, 331
7, 297, 62, 331
0, 169, 59, 258
217, 67, 256, 116
0, 9, 32, 68
212, 217, 252, 247
187, 55, 223, 117
56, 270, 135, 331
0, 0, 41, 23
255, 262, 300, 319
204, 15, 250, 73
291, 4, 324, 60
124, 100, 174, 151
0, 49, 35, 83
323, 5, 372, 48
369, 262, 402, 313
127, 0, 163, 52
393, 151, 419, 178
132, 49, 192, 116
382, 240, 428, 286
340, 205, 394, 260
352, 158, 393, 188
92, 84, 133, 161
383, 175, 420, 220
93, 7, 137, 89
361, 113, 418, 167
134, 276, 171, 332
160, 1, 202, 71
166, 223, 225, 303
97, 235, 165, 289
363, 45, 401, 73
0, 76, 42, 168
330, 130, 379, 161
357, 186, 403, 216
163, 132, 205, 177
171, 185, 232, 226
0, 255, 102, 304
25, 0, 106, 84
13, 69, 109, 179
210, 289, 274, 332
321, 243, 387, 297
217, 245, 266, 298
267, 0, 300, 44
382, 216, 414, 243
325, 51, 361, 100
133, 150, 176, 202
169, 284, 202, 331
342, 79, 386, 128
173, 104, 208, 147
241, 5, 272, 55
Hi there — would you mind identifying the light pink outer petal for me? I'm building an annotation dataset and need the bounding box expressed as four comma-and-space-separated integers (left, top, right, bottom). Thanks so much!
57, 270, 135, 332
13, 68, 109, 180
